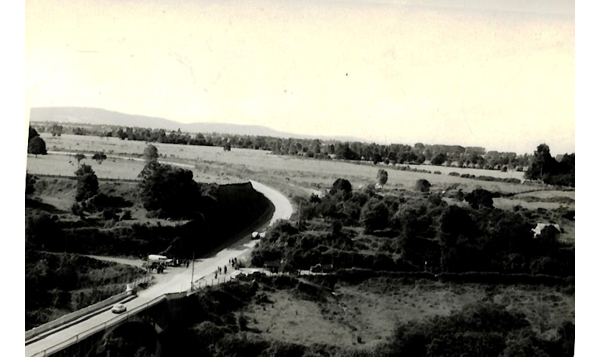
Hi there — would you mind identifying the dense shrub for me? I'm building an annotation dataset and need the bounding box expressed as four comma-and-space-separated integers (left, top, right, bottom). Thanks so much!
415, 179, 431, 193
379, 302, 538, 357
464, 188, 495, 209
138, 161, 202, 219
360, 198, 390, 233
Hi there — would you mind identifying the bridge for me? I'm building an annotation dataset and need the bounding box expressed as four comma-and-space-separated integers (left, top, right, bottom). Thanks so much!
25, 180, 293, 357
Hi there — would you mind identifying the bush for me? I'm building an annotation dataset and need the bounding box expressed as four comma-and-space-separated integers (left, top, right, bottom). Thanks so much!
75, 164, 99, 202
360, 198, 390, 233
464, 188, 494, 209
382, 302, 533, 357
415, 179, 431, 193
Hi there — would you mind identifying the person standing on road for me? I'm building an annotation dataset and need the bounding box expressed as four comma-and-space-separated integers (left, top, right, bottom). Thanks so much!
224, 266, 227, 274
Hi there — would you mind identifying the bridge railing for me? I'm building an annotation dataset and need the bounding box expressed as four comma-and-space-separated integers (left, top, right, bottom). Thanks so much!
29, 293, 166, 357
29, 270, 292, 356
26, 276, 153, 344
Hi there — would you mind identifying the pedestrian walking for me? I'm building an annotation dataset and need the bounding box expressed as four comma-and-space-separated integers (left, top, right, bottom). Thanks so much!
224, 266, 227, 274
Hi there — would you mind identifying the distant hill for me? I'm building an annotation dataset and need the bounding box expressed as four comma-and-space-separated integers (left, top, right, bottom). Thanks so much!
29, 107, 364, 142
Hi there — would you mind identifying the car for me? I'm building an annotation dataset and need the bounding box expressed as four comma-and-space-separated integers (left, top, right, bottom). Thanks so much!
111, 303, 127, 314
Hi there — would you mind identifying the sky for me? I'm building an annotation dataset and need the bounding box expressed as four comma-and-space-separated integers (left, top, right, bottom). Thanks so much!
25, 0, 574, 154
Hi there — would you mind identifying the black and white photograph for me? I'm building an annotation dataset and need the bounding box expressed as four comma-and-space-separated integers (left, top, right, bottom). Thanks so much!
20, 0, 582, 356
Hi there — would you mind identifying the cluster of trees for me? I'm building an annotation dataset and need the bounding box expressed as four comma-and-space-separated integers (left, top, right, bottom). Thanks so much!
526, 144, 575, 187
252, 178, 574, 276
138, 160, 210, 219
32, 123, 570, 174
27, 126, 47, 157
78, 152, 108, 164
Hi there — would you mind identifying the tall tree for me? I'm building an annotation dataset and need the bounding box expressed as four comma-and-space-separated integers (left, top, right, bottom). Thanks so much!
138, 161, 200, 219
74, 164, 99, 202
431, 153, 447, 166
525, 143, 557, 181
28, 136, 47, 157
377, 169, 388, 186
330, 178, 353, 198
28, 126, 39, 142
360, 198, 389, 233
143, 144, 159, 162
464, 189, 495, 209
415, 179, 431, 193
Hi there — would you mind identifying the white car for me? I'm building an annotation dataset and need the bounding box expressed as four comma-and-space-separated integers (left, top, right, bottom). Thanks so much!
111, 303, 127, 314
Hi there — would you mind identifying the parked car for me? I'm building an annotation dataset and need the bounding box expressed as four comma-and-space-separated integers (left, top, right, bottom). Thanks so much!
111, 303, 127, 314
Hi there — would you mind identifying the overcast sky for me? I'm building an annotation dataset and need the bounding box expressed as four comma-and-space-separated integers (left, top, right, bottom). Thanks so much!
25, 0, 574, 154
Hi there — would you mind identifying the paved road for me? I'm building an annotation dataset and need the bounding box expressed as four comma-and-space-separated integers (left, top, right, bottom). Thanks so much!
25, 180, 293, 357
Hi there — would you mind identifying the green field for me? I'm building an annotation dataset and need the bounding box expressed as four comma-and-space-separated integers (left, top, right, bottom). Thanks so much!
29, 134, 560, 200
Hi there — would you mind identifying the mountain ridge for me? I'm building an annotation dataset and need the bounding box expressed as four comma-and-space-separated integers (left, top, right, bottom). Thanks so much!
29, 107, 365, 143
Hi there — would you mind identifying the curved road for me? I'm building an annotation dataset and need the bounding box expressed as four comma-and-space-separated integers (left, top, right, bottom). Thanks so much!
25, 179, 293, 357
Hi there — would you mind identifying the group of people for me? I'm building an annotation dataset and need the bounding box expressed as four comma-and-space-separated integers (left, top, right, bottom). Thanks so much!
229, 257, 241, 268
214, 265, 228, 279
213, 257, 242, 279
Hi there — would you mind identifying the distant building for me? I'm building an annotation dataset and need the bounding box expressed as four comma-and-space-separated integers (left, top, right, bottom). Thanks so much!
532, 223, 561, 238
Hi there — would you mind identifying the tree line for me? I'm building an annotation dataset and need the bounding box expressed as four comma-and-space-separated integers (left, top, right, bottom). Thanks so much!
29, 123, 575, 186
28, 123, 528, 167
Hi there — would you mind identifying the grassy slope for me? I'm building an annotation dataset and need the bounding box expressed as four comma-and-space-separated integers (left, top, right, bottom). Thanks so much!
239, 277, 574, 350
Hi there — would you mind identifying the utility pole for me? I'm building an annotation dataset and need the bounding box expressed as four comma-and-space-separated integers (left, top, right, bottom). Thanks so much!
190, 252, 195, 290
298, 202, 302, 229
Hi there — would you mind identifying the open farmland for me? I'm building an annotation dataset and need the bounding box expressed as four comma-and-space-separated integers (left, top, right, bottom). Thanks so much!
32, 134, 550, 198
26, 152, 246, 185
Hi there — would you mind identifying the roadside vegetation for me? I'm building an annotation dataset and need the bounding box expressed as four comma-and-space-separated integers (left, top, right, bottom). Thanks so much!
132, 274, 574, 357
25, 250, 146, 330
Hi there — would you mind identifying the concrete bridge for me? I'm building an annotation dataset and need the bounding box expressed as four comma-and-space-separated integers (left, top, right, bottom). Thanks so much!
32, 290, 192, 357
25, 179, 293, 357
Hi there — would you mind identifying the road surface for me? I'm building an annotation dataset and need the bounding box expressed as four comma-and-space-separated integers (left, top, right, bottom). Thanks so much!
25, 179, 293, 357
